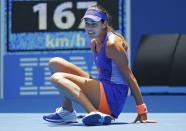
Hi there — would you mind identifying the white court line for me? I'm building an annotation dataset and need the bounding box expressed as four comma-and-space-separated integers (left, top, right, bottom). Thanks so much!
126, 0, 131, 67
126, 0, 131, 96
0, 0, 4, 99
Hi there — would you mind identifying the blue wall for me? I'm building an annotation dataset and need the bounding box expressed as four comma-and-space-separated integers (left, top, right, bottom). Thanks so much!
131, 0, 186, 66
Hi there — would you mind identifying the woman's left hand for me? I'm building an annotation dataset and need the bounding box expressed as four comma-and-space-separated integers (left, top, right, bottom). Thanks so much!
133, 113, 157, 123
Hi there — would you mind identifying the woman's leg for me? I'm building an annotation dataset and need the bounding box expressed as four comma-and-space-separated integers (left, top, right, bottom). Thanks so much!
48, 57, 90, 77
50, 72, 100, 113
48, 57, 99, 112
46, 57, 112, 125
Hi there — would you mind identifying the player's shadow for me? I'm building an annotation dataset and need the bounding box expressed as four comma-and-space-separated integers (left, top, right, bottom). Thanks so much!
110, 122, 129, 125
44, 121, 130, 127
45, 122, 84, 127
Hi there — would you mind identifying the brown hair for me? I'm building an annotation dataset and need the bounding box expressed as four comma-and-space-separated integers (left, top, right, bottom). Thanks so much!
88, 4, 128, 50
90, 4, 126, 43
89, 4, 112, 29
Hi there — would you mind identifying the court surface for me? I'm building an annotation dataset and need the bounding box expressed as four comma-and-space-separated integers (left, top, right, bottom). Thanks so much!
0, 113, 186, 131
1, 95, 186, 131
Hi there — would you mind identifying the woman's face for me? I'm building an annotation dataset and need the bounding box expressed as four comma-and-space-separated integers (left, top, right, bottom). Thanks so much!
84, 18, 105, 39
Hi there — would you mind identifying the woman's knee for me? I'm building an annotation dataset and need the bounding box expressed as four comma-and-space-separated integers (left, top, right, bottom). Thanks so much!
50, 72, 65, 84
50, 73, 78, 95
48, 57, 65, 67
48, 57, 66, 73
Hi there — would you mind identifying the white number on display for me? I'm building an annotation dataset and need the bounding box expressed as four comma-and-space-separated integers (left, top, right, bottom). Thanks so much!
33, 3, 47, 30
33, 1, 97, 30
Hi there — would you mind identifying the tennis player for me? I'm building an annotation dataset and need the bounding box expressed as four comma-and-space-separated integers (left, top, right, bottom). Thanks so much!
43, 4, 155, 126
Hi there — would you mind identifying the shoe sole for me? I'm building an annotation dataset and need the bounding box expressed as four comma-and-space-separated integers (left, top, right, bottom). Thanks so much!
43, 116, 77, 123
82, 113, 112, 126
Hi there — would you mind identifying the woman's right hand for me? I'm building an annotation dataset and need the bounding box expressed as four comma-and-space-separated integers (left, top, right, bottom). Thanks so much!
133, 113, 157, 123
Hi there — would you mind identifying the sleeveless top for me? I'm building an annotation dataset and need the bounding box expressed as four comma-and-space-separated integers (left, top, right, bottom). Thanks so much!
92, 32, 129, 118
93, 32, 128, 85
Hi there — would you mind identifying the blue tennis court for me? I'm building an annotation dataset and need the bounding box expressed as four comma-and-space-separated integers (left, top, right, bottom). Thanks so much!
0, 113, 186, 131
0, 95, 186, 131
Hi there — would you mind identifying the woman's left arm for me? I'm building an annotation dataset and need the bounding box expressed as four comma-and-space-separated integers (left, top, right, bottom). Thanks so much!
106, 38, 156, 123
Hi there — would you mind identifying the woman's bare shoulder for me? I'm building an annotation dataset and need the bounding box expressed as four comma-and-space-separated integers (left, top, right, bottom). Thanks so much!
107, 33, 127, 50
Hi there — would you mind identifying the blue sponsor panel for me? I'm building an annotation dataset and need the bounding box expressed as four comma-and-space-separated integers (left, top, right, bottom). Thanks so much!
2, 0, 126, 100
4, 51, 98, 99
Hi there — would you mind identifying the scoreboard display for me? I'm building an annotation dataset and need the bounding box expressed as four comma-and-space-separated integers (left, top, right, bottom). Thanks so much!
7, 0, 123, 51
2, 0, 126, 98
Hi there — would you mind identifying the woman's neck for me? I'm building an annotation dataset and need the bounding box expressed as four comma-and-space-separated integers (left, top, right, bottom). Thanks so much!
95, 31, 107, 45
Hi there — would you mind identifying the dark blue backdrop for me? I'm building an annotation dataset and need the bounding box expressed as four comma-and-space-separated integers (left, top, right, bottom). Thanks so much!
131, 0, 186, 67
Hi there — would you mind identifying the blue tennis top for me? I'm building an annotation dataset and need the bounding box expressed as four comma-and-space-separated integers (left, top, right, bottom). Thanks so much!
92, 32, 129, 118
93, 32, 128, 85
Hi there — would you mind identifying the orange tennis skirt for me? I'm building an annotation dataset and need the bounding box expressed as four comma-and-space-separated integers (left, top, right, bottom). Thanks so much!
98, 82, 112, 115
